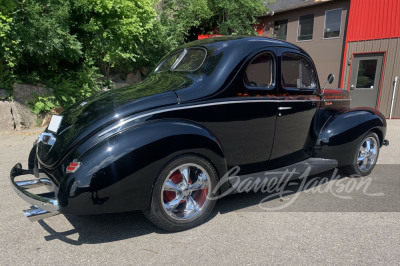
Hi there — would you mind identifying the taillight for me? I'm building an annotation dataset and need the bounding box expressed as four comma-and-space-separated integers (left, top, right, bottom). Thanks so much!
66, 161, 81, 173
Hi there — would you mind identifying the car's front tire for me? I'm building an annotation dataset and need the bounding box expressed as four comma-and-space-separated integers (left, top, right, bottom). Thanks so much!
143, 155, 218, 232
343, 132, 380, 177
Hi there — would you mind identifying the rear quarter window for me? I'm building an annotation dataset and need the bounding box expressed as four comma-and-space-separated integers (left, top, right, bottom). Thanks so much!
174, 49, 207, 71
155, 48, 207, 73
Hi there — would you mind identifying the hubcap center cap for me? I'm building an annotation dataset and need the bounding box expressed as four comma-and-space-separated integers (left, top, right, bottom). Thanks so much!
182, 188, 191, 197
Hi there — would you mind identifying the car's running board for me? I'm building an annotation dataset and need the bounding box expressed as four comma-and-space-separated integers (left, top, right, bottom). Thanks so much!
228, 158, 338, 193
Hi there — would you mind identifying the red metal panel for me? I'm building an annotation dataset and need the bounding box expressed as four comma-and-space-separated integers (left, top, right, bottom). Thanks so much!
396, 1, 400, 36
341, 0, 400, 88
383, 2, 389, 38
347, 0, 400, 42
197, 34, 224, 40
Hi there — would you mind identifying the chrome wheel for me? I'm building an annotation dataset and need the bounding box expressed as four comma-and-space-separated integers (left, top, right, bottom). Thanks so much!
161, 163, 210, 220
357, 136, 378, 172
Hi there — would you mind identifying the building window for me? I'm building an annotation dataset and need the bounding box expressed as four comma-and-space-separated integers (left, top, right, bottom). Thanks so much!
273, 19, 288, 40
298, 14, 314, 41
324, 9, 342, 38
356, 59, 378, 89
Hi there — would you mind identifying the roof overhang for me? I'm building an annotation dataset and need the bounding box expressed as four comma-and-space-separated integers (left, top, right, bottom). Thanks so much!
262, 0, 333, 17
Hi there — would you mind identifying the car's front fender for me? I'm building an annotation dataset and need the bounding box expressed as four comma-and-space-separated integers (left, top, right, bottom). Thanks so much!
314, 108, 387, 166
56, 119, 227, 215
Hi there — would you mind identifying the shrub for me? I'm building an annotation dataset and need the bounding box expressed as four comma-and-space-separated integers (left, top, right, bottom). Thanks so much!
28, 95, 58, 115
48, 60, 101, 108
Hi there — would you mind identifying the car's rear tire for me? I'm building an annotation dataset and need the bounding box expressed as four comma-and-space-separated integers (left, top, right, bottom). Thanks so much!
143, 155, 218, 232
343, 132, 380, 177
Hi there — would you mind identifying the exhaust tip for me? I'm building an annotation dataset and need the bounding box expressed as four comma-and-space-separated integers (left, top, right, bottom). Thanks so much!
383, 139, 389, 146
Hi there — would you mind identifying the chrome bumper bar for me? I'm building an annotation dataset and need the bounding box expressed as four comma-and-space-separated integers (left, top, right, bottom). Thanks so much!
10, 163, 59, 221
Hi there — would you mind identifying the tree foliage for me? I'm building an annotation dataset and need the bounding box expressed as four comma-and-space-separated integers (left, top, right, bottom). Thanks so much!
208, 0, 267, 35
0, 0, 267, 111
70, 0, 157, 77
158, 0, 212, 44
0, 0, 17, 89
156, 0, 267, 42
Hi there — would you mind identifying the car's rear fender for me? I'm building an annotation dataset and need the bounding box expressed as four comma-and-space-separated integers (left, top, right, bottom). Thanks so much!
314, 108, 387, 167
56, 119, 227, 215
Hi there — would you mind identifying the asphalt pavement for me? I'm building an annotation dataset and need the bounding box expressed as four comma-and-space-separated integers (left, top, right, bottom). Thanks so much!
0, 121, 399, 265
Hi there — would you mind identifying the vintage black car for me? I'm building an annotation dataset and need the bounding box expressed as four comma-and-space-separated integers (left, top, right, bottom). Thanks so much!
11, 36, 389, 231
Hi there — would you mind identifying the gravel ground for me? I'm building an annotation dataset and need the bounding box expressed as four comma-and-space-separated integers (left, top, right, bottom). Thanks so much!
0, 121, 399, 265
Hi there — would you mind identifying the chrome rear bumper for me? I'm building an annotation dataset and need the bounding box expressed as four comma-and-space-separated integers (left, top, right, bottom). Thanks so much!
10, 163, 59, 221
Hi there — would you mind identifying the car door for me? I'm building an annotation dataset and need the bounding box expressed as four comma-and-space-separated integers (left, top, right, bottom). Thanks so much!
268, 50, 319, 170
196, 50, 278, 174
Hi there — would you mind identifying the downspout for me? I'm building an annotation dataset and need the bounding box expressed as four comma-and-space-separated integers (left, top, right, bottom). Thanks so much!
389, 76, 398, 119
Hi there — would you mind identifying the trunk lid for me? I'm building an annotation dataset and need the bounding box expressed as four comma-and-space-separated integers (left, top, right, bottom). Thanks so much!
37, 72, 192, 167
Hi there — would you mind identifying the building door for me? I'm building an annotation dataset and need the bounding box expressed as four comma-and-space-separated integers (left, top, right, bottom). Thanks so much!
349, 53, 384, 108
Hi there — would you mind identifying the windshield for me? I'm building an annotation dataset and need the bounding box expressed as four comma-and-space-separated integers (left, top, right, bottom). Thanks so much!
155, 48, 207, 73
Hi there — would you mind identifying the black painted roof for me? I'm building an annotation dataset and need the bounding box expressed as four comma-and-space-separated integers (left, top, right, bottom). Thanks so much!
179, 36, 304, 53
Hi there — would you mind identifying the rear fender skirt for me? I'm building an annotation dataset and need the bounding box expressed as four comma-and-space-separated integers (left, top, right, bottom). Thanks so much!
314, 108, 386, 166
57, 119, 227, 215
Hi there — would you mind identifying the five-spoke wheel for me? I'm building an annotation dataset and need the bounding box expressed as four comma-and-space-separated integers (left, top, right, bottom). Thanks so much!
144, 156, 218, 232
161, 163, 210, 220
357, 136, 378, 172
344, 132, 380, 176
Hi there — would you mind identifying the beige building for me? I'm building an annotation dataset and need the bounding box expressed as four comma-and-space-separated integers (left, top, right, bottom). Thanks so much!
260, 0, 400, 118
261, 0, 350, 89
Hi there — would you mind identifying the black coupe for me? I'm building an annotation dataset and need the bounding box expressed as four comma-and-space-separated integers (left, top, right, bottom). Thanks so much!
11, 37, 389, 231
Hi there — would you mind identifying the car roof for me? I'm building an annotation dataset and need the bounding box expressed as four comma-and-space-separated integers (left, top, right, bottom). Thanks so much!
178, 36, 306, 53
164, 36, 311, 102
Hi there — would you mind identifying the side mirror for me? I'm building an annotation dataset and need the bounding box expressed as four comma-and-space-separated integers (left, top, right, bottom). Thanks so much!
327, 74, 335, 84
321, 74, 335, 96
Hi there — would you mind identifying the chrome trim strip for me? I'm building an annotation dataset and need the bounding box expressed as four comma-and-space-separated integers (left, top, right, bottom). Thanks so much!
322, 99, 351, 101
278, 106, 292, 110
58, 125, 72, 136
170, 49, 188, 70
98, 98, 351, 137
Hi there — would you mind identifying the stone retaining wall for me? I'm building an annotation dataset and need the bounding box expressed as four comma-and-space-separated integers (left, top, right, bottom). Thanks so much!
0, 101, 37, 131
0, 84, 51, 131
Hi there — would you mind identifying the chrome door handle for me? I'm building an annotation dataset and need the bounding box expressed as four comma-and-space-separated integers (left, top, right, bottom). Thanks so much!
278, 106, 292, 110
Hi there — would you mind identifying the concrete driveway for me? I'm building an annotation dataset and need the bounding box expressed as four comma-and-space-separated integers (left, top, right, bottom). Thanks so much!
1, 121, 399, 265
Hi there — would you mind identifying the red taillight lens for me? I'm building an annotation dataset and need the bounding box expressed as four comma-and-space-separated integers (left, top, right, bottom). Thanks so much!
66, 161, 81, 173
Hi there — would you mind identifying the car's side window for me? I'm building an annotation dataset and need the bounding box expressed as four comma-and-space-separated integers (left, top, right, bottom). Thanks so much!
244, 53, 274, 89
155, 51, 182, 72
155, 48, 207, 73
281, 53, 316, 93
174, 49, 206, 71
